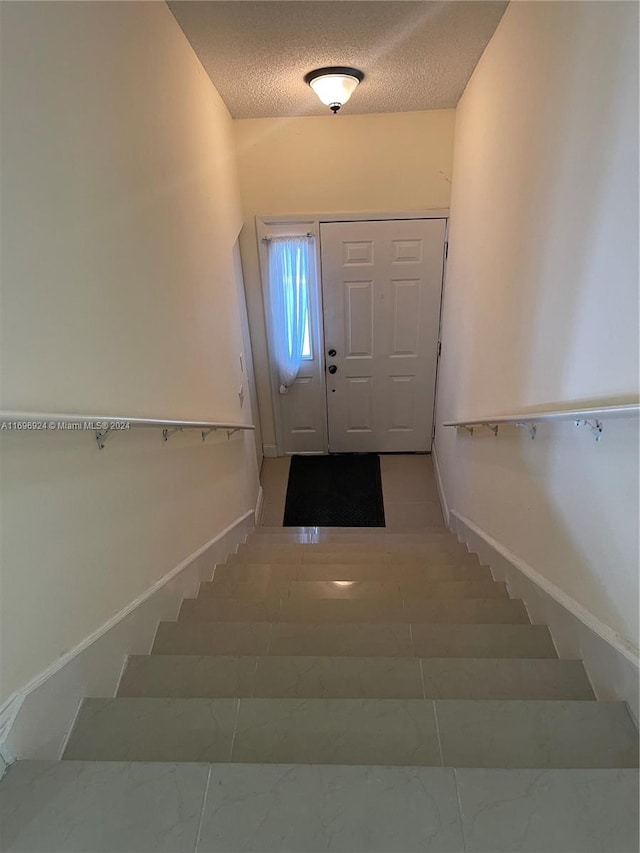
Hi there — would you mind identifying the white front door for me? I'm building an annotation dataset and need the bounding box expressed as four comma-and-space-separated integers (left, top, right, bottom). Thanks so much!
320, 219, 446, 452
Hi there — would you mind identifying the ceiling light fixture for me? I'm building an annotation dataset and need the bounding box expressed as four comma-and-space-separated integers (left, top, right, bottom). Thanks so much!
304, 66, 364, 114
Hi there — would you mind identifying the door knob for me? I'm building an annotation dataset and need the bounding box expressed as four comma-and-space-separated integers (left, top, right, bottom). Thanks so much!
328, 365, 337, 374
328, 348, 337, 357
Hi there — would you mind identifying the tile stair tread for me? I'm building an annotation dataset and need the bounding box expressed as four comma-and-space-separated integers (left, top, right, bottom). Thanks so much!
62, 698, 639, 768
152, 621, 557, 658
237, 542, 472, 554
238, 538, 473, 546
235, 544, 474, 551
196, 763, 466, 852
4, 761, 637, 853
250, 527, 450, 532
0, 760, 210, 853
242, 537, 467, 543
212, 562, 494, 582
257, 526, 450, 534
197, 579, 509, 600
227, 551, 483, 566
410, 623, 558, 658
178, 596, 530, 624
245, 534, 462, 541
247, 534, 460, 545
453, 767, 640, 853
117, 654, 595, 700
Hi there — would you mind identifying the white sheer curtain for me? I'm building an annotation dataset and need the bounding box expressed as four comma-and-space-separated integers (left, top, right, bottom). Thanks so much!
267, 236, 312, 394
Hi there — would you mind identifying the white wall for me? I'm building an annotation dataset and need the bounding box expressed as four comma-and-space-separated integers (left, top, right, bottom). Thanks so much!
233, 110, 455, 449
436, 2, 639, 657
0, 1, 258, 705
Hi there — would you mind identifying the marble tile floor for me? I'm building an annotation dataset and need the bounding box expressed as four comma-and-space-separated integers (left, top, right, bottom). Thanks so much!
259, 453, 444, 529
1, 761, 638, 853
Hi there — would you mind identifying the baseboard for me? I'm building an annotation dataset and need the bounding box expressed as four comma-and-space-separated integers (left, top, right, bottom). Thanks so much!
255, 485, 264, 525
0, 508, 256, 764
450, 509, 640, 724
262, 444, 278, 458
431, 443, 450, 527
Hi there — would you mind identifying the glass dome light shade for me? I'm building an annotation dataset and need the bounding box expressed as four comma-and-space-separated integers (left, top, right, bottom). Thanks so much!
304, 67, 364, 112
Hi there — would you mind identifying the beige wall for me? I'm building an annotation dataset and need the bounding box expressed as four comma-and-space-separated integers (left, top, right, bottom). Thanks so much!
0, 2, 258, 703
436, 2, 639, 654
233, 110, 456, 448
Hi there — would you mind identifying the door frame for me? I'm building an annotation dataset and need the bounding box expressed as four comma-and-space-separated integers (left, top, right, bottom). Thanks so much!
256, 209, 450, 457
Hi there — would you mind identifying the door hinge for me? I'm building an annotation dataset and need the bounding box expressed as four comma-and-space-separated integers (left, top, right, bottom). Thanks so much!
444, 241, 449, 259
437, 341, 442, 358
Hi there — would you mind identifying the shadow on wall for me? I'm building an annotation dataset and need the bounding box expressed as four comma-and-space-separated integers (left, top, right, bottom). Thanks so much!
451, 416, 639, 652
437, 2, 639, 654
0, 426, 258, 704
460, 4, 636, 416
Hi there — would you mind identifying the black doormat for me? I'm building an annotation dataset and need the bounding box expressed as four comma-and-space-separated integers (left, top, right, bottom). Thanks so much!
283, 454, 385, 527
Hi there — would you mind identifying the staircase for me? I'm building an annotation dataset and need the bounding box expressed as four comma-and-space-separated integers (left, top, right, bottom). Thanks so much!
3, 526, 637, 851
63, 527, 638, 769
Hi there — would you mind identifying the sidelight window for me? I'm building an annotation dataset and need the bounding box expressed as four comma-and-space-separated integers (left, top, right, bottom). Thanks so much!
267, 235, 314, 393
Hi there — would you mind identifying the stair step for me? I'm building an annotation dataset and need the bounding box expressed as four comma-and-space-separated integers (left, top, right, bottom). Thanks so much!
63, 698, 639, 767
0, 761, 212, 853
420, 658, 594, 699
411, 624, 557, 658
153, 621, 273, 656
118, 655, 594, 700
247, 532, 458, 545
236, 542, 472, 559
257, 526, 448, 535
434, 700, 639, 768
178, 597, 529, 624
119, 655, 423, 699
213, 561, 493, 583
239, 540, 471, 553
152, 621, 557, 659
302, 552, 480, 566
198, 579, 508, 600
4, 762, 637, 853
195, 764, 466, 852
228, 549, 481, 566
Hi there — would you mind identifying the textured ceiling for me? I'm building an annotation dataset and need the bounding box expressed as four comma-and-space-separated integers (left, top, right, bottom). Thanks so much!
168, 1, 508, 118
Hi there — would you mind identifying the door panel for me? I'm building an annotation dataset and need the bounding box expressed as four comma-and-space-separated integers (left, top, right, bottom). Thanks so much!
345, 282, 374, 357
278, 355, 326, 454
391, 280, 421, 355
346, 376, 374, 433
389, 376, 416, 431
321, 219, 446, 453
343, 241, 374, 265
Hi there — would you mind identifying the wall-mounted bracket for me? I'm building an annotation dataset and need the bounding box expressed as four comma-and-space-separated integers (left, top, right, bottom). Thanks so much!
95, 425, 114, 450
483, 423, 499, 436
516, 421, 537, 440
575, 418, 603, 441
162, 426, 183, 443
459, 425, 474, 436
201, 426, 240, 442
